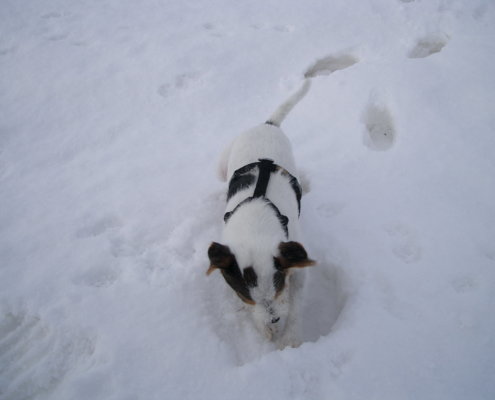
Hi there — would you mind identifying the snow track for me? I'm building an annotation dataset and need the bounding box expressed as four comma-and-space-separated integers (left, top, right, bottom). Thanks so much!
0, 307, 95, 400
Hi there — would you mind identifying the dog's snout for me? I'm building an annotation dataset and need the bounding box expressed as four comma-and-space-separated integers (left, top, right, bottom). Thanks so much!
271, 317, 280, 324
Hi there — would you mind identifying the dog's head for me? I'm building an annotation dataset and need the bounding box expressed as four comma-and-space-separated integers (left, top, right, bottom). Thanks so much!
207, 241, 315, 339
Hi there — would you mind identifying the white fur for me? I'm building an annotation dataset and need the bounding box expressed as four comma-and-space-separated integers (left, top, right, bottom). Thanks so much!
267, 79, 311, 127
216, 80, 311, 348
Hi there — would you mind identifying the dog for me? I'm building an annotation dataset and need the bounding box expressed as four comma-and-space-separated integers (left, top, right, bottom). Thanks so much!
207, 79, 315, 348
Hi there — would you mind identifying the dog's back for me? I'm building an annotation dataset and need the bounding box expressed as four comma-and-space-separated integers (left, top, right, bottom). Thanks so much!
218, 79, 311, 181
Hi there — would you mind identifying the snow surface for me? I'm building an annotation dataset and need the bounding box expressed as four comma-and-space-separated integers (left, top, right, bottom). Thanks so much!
1, 0, 495, 399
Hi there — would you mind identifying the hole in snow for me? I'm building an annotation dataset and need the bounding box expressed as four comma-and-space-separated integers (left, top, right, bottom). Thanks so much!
203, 258, 349, 364
300, 260, 348, 343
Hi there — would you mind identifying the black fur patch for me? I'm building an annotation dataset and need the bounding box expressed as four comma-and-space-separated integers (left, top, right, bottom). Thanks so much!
220, 258, 255, 304
227, 173, 256, 201
243, 266, 258, 288
208, 243, 255, 304
278, 241, 315, 268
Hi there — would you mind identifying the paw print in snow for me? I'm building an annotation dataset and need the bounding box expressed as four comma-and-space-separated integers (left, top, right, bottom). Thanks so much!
384, 223, 422, 264
362, 93, 396, 151
408, 32, 449, 59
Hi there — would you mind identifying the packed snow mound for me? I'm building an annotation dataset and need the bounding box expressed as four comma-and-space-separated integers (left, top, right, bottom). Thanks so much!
1, 0, 495, 399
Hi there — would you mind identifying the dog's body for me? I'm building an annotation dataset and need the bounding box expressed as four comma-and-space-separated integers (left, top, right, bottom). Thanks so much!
207, 79, 314, 348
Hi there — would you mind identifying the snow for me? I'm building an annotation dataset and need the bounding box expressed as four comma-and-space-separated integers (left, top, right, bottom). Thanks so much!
1, 0, 495, 399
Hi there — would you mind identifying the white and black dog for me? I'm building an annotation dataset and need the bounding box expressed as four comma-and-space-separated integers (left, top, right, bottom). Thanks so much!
207, 79, 314, 348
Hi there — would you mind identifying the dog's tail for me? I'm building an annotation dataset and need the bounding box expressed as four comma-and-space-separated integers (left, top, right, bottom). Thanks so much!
265, 79, 311, 127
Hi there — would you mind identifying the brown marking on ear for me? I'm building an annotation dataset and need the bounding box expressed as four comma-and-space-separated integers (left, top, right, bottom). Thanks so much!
237, 294, 256, 305
207, 242, 233, 275
207, 242, 256, 305
288, 259, 316, 268
223, 266, 257, 305
278, 241, 316, 269
206, 265, 217, 276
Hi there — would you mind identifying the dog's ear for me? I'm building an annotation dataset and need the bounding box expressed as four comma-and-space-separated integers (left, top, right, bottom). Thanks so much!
207, 242, 234, 275
278, 241, 316, 269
